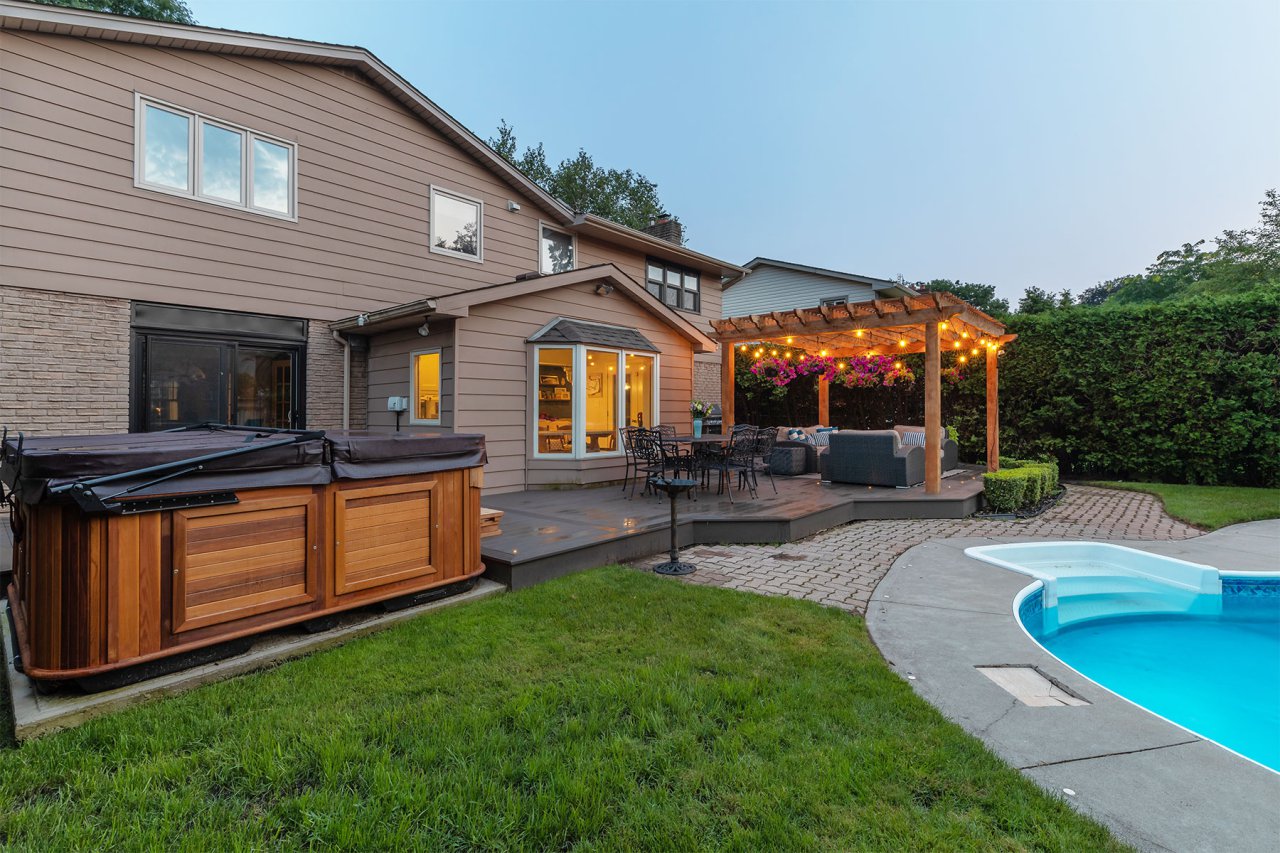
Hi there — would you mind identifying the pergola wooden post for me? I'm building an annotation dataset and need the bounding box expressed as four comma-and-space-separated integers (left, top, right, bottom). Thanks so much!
720, 343, 735, 433
817, 375, 830, 426
986, 344, 999, 472
924, 321, 941, 494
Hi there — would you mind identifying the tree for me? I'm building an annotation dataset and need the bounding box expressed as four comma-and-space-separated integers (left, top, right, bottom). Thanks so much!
913, 279, 1010, 317
32, 0, 195, 24
1016, 286, 1059, 315
489, 120, 672, 235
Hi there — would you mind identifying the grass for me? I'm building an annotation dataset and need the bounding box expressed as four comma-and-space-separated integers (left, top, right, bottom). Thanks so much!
0, 568, 1124, 850
1092, 481, 1280, 530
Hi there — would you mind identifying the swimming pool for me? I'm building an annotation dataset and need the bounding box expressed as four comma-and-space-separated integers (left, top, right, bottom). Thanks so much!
966, 542, 1280, 774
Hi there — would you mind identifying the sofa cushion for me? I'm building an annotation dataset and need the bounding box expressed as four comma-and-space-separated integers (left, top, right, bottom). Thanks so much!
785, 428, 814, 445
900, 430, 927, 446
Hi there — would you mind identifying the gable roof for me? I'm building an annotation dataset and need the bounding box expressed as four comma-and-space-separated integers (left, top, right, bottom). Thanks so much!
0, 2, 747, 278
332, 264, 718, 353
727, 257, 914, 294
0, 0, 575, 223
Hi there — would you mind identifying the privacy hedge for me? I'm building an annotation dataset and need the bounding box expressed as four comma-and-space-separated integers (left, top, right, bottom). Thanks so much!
948, 291, 1280, 487
735, 291, 1279, 487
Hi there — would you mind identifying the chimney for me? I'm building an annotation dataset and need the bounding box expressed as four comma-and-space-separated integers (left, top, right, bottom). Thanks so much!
643, 214, 683, 245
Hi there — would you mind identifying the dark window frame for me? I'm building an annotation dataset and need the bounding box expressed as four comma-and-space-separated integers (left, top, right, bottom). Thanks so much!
129, 304, 308, 432
645, 257, 700, 313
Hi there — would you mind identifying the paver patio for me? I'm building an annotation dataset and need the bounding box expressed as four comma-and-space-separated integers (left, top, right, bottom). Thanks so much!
630, 484, 1202, 613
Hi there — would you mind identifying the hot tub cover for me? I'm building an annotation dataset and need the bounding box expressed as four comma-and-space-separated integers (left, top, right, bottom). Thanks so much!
326, 430, 487, 480
1, 429, 330, 504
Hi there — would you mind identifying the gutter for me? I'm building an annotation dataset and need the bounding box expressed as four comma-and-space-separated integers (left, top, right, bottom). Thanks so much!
331, 329, 350, 430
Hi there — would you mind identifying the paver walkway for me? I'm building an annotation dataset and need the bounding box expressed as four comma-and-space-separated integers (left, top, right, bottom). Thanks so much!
631, 484, 1201, 614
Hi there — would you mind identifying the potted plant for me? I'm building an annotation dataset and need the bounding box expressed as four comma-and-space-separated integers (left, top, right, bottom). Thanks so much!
690, 400, 712, 438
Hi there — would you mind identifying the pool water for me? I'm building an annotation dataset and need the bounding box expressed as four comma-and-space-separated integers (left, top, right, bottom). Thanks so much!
1020, 578, 1280, 772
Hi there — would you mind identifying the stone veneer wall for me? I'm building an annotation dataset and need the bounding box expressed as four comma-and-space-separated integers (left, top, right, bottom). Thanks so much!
305, 323, 368, 431
0, 285, 131, 435
693, 357, 722, 410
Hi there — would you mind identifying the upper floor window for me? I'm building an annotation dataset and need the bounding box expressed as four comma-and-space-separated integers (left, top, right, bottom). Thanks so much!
540, 224, 575, 274
135, 95, 296, 220
645, 258, 700, 312
430, 186, 483, 262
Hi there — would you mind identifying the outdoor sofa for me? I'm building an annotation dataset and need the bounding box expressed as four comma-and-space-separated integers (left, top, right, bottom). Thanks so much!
818, 430, 925, 487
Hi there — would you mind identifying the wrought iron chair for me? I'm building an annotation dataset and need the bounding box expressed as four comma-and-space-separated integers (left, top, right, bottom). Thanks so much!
620, 426, 645, 494
626, 428, 667, 498
745, 425, 778, 495
726, 426, 761, 500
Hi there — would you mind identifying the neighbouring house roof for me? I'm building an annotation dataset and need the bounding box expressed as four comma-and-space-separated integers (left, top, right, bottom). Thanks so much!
331, 264, 718, 353
726, 257, 914, 294
0, 1, 745, 278
528, 318, 659, 352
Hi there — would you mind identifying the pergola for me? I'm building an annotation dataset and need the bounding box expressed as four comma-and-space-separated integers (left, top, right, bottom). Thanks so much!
712, 291, 1015, 494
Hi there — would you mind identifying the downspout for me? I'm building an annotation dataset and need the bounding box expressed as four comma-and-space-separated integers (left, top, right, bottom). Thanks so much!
331, 329, 350, 430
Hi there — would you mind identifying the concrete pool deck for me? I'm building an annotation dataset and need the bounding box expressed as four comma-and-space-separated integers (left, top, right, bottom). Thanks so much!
867, 520, 1280, 853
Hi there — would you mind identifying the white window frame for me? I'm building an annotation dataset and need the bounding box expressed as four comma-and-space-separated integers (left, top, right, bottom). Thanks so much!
429, 185, 484, 263
133, 93, 298, 221
538, 221, 577, 275
409, 348, 444, 426
531, 343, 659, 461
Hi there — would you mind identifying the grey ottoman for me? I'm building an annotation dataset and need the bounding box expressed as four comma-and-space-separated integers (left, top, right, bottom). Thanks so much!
768, 446, 807, 476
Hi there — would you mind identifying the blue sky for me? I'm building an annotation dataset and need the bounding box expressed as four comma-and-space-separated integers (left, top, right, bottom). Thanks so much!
191, 0, 1279, 302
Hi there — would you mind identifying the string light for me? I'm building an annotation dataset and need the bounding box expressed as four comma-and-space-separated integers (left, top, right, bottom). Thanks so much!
855, 330, 864, 338
940, 322, 948, 330
820, 349, 828, 357
784, 351, 792, 359
838, 362, 846, 370
771, 349, 778, 356
893, 361, 902, 369
971, 348, 979, 356
959, 355, 967, 363
898, 339, 907, 348
786, 337, 794, 344
799, 354, 807, 361
953, 341, 961, 349
961, 332, 970, 339
740, 345, 748, 352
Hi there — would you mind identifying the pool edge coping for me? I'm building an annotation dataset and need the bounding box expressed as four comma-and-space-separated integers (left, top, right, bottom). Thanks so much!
866, 524, 1280, 853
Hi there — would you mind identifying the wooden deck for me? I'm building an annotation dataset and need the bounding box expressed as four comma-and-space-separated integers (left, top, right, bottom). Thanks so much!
481, 469, 985, 588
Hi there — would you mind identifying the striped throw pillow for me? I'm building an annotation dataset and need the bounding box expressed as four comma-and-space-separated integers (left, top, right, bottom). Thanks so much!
813, 430, 833, 447
901, 430, 927, 446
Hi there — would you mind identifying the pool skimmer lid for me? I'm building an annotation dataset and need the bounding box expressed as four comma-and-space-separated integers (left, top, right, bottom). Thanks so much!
976, 665, 1089, 707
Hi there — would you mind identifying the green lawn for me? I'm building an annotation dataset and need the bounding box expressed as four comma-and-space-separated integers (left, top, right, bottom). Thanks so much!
0, 569, 1123, 850
1093, 481, 1280, 530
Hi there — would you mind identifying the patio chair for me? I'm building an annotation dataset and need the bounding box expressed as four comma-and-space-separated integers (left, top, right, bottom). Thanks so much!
620, 426, 645, 494
819, 430, 924, 488
654, 423, 693, 467
631, 428, 694, 498
744, 425, 778, 495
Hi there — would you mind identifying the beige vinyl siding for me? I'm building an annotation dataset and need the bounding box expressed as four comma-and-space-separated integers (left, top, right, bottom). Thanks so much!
453, 279, 694, 495
0, 31, 563, 320
365, 322, 456, 431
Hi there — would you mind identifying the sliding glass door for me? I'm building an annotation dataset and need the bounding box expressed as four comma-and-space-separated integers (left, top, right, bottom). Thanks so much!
137, 335, 300, 431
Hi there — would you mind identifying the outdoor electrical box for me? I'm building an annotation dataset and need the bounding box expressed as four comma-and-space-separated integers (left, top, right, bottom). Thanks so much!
387, 396, 409, 412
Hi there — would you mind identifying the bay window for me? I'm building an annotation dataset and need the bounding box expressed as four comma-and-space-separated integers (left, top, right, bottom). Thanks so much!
534, 345, 659, 458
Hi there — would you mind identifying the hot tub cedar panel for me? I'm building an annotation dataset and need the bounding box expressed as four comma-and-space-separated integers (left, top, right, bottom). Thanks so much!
10, 469, 483, 679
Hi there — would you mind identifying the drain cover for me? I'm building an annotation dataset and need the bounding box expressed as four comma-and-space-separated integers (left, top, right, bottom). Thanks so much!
976, 666, 1089, 707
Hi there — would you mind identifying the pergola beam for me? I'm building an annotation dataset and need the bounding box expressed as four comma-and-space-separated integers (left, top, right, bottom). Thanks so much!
712, 305, 965, 344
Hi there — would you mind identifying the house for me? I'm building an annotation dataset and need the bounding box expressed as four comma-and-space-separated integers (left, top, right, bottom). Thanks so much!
0, 2, 744, 494
722, 257, 914, 318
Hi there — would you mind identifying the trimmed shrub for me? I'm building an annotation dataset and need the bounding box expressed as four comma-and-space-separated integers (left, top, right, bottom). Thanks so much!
983, 469, 1029, 512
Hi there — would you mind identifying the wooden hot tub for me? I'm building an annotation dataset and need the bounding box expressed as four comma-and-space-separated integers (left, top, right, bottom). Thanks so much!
0, 426, 487, 688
